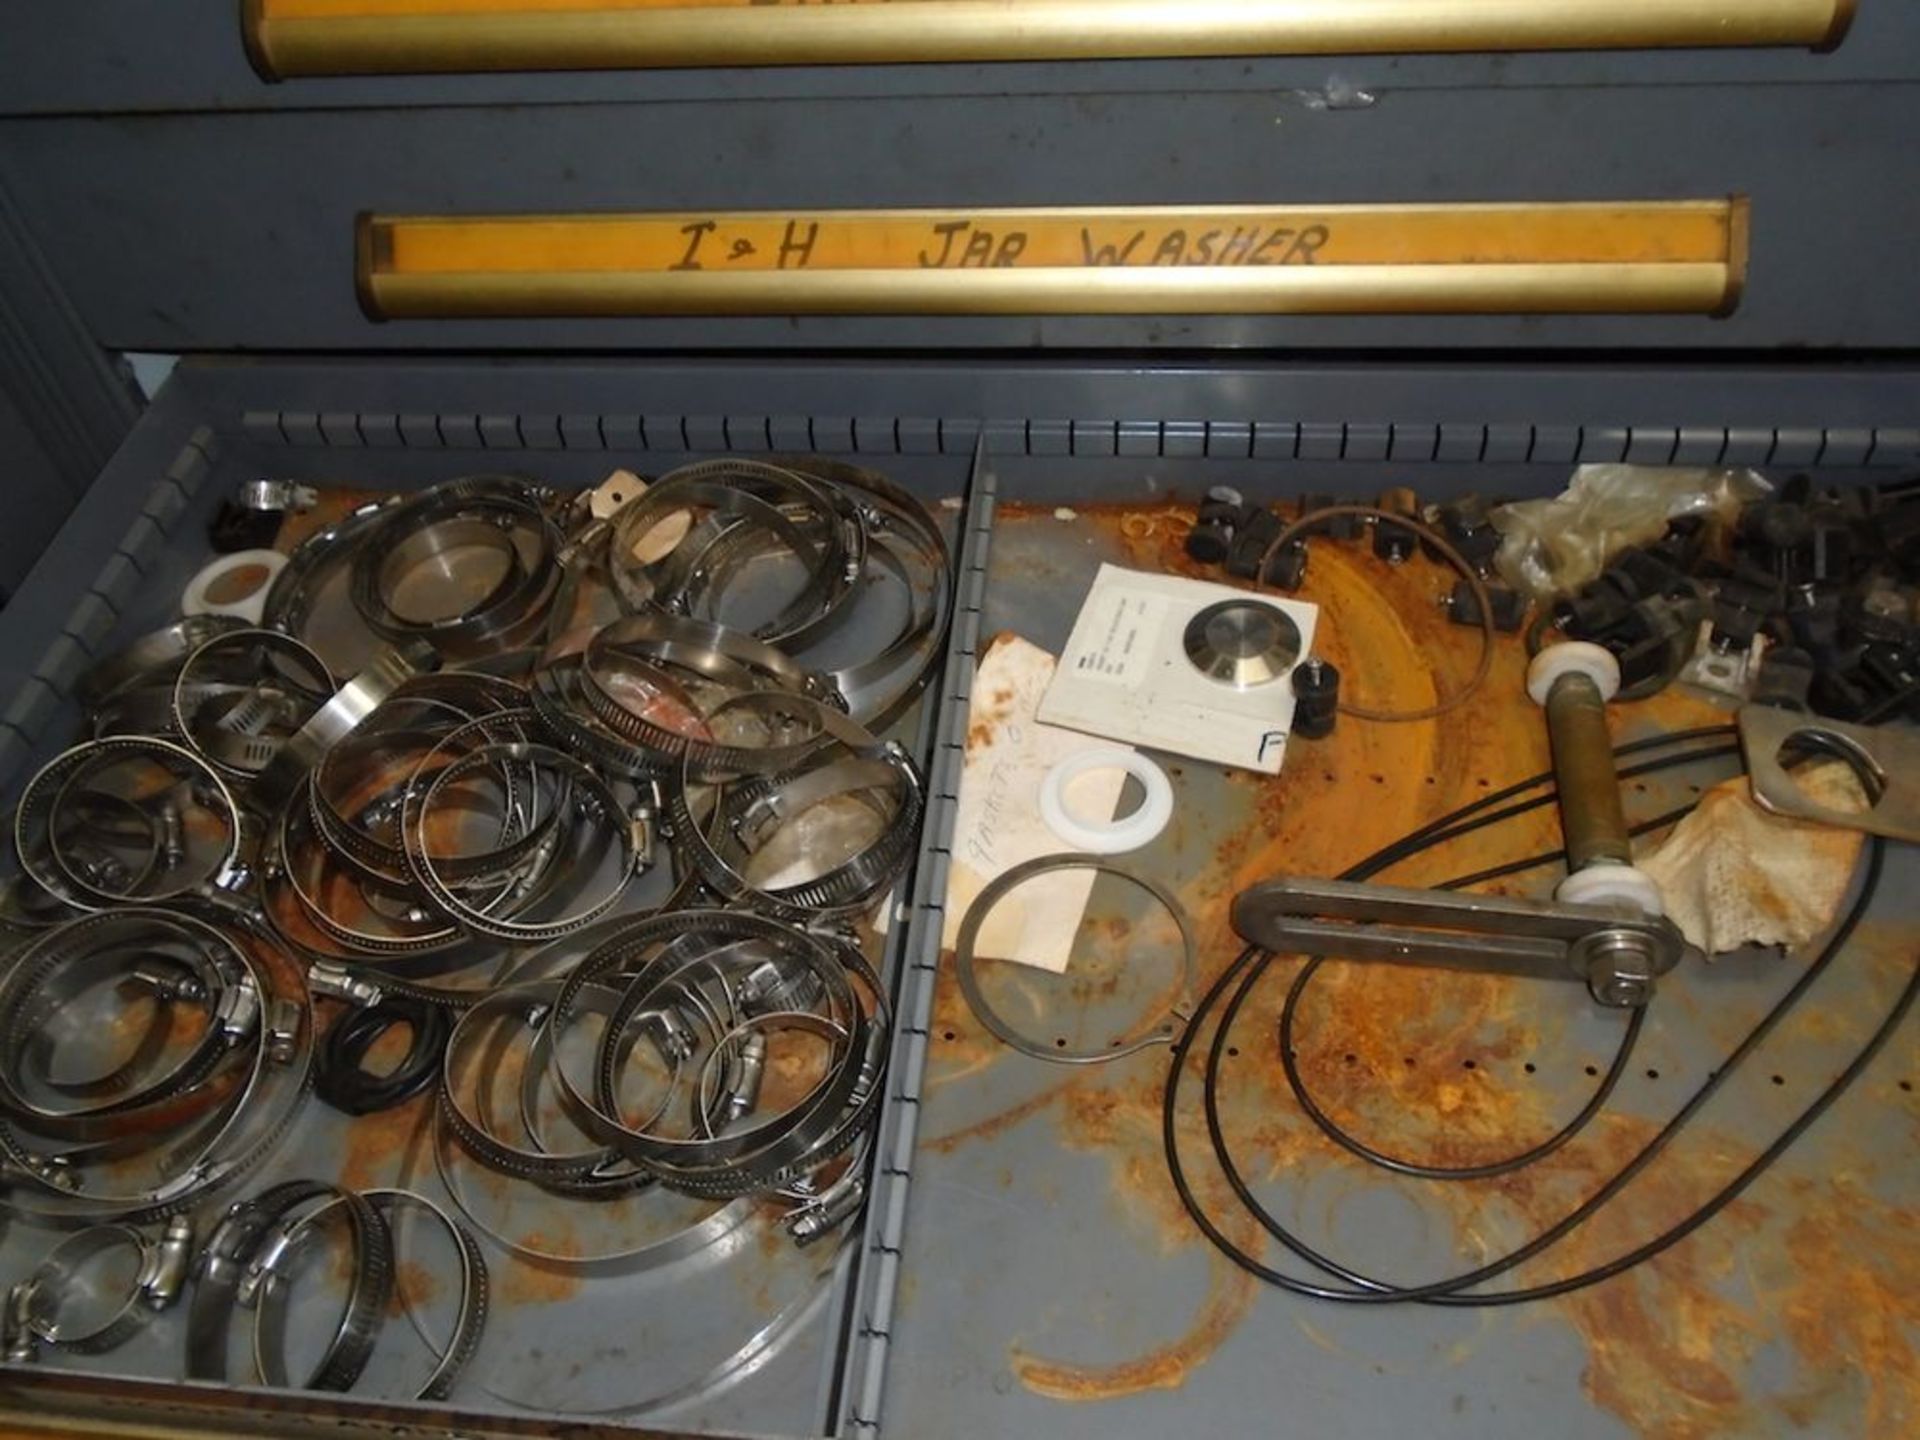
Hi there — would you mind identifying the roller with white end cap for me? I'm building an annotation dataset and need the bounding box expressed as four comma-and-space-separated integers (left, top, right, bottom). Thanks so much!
1232, 640, 1688, 1010
1527, 641, 1666, 925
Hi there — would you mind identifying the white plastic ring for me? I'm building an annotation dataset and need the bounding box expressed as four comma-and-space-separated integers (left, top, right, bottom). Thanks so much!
1039, 748, 1174, 855
1526, 641, 1622, 707
1556, 861, 1666, 918
181, 549, 288, 625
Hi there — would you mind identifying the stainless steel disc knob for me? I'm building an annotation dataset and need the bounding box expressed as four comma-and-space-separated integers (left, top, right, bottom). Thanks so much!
1182, 600, 1302, 689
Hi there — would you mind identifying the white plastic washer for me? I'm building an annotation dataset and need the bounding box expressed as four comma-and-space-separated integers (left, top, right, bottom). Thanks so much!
1556, 861, 1666, 918
1526, 640, 1621, 707
181, 549, 288, 625
1039, 748, 1174, 855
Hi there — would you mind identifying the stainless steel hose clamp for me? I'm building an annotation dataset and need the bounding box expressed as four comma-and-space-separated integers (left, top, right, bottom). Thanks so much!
187, 1180, 391, 1391
6, 1215, 195, 1360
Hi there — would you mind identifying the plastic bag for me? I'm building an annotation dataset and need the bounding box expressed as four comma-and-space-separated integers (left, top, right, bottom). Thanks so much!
1491, 466, 1771, 602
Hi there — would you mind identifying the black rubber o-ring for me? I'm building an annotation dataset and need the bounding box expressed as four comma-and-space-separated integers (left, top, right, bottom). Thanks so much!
315, 996, 449, 1116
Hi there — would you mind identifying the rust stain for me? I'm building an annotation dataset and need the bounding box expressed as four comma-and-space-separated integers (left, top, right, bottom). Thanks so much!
921, 1078, 1069, 1154
758, 1035, 831, 1115
1002, 1068, 1288, 1399
925, 501, 1913, 1425
388, 1259, 440, 1317
336, 1092, 431, 1193
947, 501, 1581, 1394
965, 633, 1026, 754
1768, 1177, 1919, 1438
921, 951, 1015, 1092
1262, 958, 1570, 1172
1438, 1109, 1919, 1440
1495, 1123, 1799, 1437
1012, 1253, 1258, 1401
755, 1204, 790, 1260
498, 1235, 586, 1305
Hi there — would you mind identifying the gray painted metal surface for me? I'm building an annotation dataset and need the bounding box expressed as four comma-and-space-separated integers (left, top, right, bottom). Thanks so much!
0, 82, 1916, 353
1, 2, 1914, 601
0, 176, 139, 544
0, 358, 1911, 1439
0, 382, 80, 596
849, 458, 1917, 1440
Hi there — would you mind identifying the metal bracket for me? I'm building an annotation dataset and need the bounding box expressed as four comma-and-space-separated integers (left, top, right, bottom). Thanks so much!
1739, 705, 1920, 841
1678, 619, 1764, 701
1231, 874, 1690, 1008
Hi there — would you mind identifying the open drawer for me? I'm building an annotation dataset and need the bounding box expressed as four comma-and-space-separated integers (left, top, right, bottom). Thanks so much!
0, 355, 1914, 1440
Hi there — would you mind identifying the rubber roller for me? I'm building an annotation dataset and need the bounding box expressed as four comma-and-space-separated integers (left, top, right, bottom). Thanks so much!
1525, 642, 1664, 917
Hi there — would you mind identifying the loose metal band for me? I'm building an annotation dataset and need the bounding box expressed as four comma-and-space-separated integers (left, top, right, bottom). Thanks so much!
35, 790, 163, 918
674, 934, 890, 1204
308, 670, 530, 881
513, 986, 663, 1198
250, 642, 434, 812
545, 912, 844, 1168
373, 515, 525, 629
363, 1190, 489, 1401
348, 478, 561, 657
777, 458, 954, 729
669, 693, 924, 920
439, 981, 635, 1191
263, 496, 401, 681
404, 737, 645, 944
954, 853, 1197, 1065
562, 913, 886, 1197
593, 985, 857, 1186
271, 799, 475, 960
528, 653, 672, 779
187, 1180, 391, 1391
0, 911, 259, 1143
423, 1099, 756, 1274
248, 1188, 484, 1401
578, 612, 844, 778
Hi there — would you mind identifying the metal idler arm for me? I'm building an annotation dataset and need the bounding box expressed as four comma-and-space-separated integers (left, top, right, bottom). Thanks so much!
1233, 643, 1688, 1008
1231, 875, 1686, 1005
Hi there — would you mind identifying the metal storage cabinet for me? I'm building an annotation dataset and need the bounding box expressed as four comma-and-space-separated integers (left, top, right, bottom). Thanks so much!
0, 354, 1914, 1440
2, 6, 1920, 353
0, 6, 1916, 1440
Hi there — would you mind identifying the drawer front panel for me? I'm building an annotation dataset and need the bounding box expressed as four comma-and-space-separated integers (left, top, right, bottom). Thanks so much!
3, 80, 1913, 351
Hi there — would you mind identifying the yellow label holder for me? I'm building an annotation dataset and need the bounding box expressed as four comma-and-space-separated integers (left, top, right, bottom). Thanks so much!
359, 199, 1750, 319
248, 0, 1856, 78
